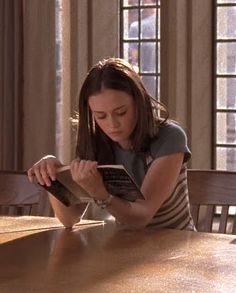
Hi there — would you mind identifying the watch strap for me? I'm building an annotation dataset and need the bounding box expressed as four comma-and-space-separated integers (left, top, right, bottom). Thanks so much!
94, 194, 113, 209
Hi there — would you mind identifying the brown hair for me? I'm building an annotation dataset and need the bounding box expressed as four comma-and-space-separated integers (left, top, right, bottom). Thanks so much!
76, 57, 168, 163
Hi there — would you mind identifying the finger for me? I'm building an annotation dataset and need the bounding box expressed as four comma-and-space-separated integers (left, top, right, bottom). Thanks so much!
70, 158, 80, 176
81, 160, 96, 177
78, 159, 86, 171
39, 161, 52, 186
27, 168, 35, 183
46, 164, 57, 181
70, 158, 80, 169
89, 161, 98, 175
70, 159, 81, 181
33, 165, 45, 186
72, 159, 93, 181
32, 160, 50, 186
77, 160, 87, 177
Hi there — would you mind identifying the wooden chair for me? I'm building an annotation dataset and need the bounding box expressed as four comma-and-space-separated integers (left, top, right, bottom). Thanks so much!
187, 169, 236, 234
0, 170, 52, 216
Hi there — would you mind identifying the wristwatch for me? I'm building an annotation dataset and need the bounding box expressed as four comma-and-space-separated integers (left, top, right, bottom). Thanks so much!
94, 194, 113, 209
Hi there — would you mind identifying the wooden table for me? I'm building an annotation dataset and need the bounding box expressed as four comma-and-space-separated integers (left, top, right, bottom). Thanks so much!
0, 216, 235, 293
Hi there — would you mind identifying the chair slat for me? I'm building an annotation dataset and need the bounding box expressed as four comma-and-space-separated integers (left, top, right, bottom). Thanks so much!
232, 213, 236, 235
188, 169, 236, 235
190, 205, 200, 228
205, 205, 214, 232
219, 206, 229, 234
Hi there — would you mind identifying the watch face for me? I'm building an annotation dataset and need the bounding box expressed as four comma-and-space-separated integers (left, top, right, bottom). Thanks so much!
95, 194, 113, 209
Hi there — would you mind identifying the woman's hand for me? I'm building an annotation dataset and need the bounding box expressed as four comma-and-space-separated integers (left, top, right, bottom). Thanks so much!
70, 159, 108, 200
27, 155, 63, 186
28, 156, 88, 229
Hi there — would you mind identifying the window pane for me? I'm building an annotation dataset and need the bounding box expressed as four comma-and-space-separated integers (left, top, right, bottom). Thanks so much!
125, 9, 139, 39
157, 7, 160, 39
157, 76, 160, 97
217, 0, 236, 3
141, 75, 157, 97
140, 42, 156, 72
140, 0, 160, 5
141, 0, 156, 5
217, 112, 236, 144
123, 0, 139, 6
217, 7, 236, 39
123, 42, 139, 70
217, 43, 236, 74
216, 147, 236, 171
121, 0, 160, 99
217, 78, 236, 109
123, 9, 138, 39
140, 9, 156, 39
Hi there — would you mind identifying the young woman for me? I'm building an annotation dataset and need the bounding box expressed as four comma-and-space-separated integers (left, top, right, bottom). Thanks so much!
28, 57, 195, 230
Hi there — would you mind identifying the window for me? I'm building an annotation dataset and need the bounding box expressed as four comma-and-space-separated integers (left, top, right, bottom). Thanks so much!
120, 0, 160, 99
55, 0, 72, 162
215, 0, 236, 170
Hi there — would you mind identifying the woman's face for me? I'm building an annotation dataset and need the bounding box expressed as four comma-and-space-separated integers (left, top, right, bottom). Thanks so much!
88, 89, 137, 149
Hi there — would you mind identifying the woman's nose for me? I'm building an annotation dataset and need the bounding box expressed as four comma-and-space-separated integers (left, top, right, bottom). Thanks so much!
109, 116, 119, 128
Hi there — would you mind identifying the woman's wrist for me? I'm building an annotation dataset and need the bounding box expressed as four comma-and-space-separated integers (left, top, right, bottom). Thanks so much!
94, 194, 114, 209
91, 186, 110, 200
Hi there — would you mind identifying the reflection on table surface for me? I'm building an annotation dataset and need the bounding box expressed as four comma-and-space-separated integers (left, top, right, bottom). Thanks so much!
0, 215, 104, 234
0, 216, 236, 293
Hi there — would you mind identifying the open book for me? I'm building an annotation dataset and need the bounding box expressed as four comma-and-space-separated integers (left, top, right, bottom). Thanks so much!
39, 165, 144, 207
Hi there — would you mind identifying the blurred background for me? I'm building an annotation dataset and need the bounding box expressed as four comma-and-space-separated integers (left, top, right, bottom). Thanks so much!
0, 0, 236, 172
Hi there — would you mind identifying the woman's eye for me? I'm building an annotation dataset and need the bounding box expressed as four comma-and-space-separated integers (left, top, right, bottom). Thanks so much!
94, 114, 106, 120
116, 111, 126, 116
96, 116, 106, 120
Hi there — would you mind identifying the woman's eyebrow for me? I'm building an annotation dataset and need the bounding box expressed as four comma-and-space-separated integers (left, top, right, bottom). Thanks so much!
93, 105, 126, 113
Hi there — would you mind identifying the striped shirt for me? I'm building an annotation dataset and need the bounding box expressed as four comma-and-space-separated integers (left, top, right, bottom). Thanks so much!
148, 163, 195, 230
114, 122, 195, 231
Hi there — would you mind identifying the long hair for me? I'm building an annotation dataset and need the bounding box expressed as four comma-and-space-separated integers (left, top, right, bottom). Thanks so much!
76, 57, 168, 163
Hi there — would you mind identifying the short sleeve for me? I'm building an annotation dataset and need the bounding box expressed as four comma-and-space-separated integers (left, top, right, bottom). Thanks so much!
150, 122, 191, 163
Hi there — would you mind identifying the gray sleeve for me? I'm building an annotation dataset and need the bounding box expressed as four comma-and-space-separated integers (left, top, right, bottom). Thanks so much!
150, 123, 191, 163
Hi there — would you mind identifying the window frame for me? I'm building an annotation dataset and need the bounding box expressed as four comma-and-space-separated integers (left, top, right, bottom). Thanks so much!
214, 0, 236, 170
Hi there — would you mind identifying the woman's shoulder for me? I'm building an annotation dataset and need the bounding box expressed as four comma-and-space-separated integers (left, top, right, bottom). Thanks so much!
157, 120, 188, 140
149, 121, 191, 161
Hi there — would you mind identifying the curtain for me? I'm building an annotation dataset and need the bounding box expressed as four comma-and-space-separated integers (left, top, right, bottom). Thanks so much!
0, 0, 23, 170
0, 0, 57, 170
23, 0, 56, 169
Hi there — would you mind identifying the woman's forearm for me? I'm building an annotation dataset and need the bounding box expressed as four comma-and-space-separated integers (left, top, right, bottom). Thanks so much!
48, 194, 88, 228
106, 196, 152, 228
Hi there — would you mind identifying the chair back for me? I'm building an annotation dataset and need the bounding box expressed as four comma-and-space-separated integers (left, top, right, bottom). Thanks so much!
0, 170, 52, 216
187, 169, 236, 234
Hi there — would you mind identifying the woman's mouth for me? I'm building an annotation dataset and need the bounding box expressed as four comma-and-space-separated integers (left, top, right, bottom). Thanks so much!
109, 131, 122, 136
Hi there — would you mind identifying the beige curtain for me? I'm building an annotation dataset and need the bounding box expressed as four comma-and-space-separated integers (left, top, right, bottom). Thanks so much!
0, 0, 23, 170
23, 0, 56, 169
0, 0, 56, 170
161, 0, 213, 168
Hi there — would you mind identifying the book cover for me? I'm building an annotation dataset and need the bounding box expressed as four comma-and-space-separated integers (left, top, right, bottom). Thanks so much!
97, 165, 143, 202
39, 164, 143, 206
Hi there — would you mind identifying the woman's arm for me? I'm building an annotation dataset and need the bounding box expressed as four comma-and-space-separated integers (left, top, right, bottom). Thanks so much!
71, 153, 184, 229
28, 155, 87, 228
48, 194, 88, 228
106, 153, 184, 228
